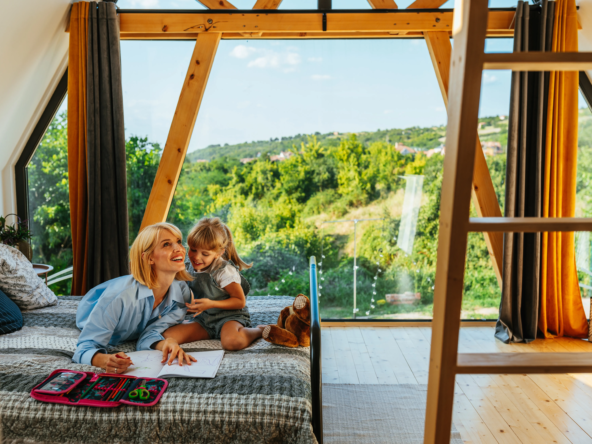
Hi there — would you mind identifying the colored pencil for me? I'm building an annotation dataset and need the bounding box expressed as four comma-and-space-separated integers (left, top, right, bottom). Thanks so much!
80, 379, 100, 400
100, 383, 115, 401
107, 378, 125, 402
114, 378, 132, 402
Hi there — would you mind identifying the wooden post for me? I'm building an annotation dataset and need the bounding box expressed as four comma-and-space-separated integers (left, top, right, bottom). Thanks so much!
424, 31, 504, 286
196, 0, 236, 9
423, 0, 489, 442
407, 0, 447, 8
140, 33, 221, 231
367, 0, 398, 8
253, 0, 283, 9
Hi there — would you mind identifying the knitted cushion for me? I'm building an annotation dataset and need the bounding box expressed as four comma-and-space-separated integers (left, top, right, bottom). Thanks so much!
0, 287, 23, 334
0, 244, 57, 310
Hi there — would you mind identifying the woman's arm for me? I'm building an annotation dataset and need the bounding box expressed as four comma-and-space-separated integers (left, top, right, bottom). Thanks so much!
186, 282, 245, 314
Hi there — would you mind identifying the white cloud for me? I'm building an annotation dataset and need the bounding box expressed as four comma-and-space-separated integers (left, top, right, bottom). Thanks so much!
230, 45, 257, 59
384, 109, 393, 114
247, 49, 302, 69
308, 57, 323, 63
483, 73, 497, 84
311, 74, 331, 81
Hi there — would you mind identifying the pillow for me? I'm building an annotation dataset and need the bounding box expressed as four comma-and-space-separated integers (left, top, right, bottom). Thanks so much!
0, 244, 58, 310
0, 287, 23, 334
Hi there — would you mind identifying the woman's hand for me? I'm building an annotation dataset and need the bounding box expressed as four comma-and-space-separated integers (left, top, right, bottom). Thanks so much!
91, 352, 134, 373
186, 298, 215, 316
155, 338, 197, 366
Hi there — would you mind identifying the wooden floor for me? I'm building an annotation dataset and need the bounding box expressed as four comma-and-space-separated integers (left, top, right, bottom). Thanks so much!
322, 327, 592, 444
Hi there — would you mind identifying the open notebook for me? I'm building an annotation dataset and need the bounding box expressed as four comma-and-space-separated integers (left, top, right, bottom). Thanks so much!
123, 350, 224, 379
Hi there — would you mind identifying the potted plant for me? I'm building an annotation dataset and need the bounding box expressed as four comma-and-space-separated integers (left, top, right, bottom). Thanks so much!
0, 214, 33, 261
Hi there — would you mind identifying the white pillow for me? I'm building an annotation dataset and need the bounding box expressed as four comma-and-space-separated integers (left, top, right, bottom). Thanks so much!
0, 244, 57, 310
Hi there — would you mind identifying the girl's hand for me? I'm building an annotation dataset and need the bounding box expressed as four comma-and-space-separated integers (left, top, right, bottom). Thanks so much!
93, 352, 134, 373
158, 338, 197, 366
186, 298, 214, 316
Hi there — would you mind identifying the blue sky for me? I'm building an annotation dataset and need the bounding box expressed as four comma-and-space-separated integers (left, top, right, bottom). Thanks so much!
117, 0, 528, 152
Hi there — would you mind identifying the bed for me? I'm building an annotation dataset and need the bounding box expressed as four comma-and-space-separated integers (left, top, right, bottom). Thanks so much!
0, 258, 323, 444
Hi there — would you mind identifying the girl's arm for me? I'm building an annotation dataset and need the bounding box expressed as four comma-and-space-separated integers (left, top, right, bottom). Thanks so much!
186, 282, 245, 314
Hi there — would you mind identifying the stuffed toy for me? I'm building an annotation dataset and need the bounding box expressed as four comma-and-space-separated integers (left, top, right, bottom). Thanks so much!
262, 294, 311, 348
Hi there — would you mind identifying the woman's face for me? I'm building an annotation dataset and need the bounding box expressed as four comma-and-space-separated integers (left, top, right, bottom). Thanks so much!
147, 230, 186, 275
188, 245, 223, 271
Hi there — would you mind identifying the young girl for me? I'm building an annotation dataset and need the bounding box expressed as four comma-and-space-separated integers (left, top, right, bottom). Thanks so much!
162, 217, 264, 351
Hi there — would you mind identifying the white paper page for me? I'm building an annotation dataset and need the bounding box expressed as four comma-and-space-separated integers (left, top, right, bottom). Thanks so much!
123, 350, 164, 378
158, 350, 225, 379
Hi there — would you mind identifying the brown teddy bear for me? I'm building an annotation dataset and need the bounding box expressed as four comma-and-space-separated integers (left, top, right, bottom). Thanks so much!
262, 294, 311, 348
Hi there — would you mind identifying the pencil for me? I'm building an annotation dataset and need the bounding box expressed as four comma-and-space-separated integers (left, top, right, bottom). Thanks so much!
106, 379, 124, 402
101, 383, 115, 401
114, 378, 132, 402
80, 379, 100, 400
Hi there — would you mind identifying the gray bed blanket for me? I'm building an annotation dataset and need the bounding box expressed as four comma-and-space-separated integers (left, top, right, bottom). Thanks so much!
0, 296, 316, 444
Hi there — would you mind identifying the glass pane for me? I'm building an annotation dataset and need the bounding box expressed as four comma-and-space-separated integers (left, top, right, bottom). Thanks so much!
26, 97, 72, 295
577, 90, 592, 320
158, 37, 512, 319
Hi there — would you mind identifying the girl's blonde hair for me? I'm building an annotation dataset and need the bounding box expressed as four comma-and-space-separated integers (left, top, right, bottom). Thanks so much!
187, 217, 252, 271
130, 222, 193, 289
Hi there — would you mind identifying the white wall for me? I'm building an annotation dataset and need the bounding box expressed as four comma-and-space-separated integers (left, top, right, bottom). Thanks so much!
0, 0, 71, 217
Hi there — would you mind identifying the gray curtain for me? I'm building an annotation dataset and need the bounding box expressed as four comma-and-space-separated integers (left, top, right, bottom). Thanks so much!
495, 0, 554, 343
86, 1, 129, 290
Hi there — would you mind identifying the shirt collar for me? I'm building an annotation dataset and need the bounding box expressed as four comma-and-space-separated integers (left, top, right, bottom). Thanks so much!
137, 283, 154, 300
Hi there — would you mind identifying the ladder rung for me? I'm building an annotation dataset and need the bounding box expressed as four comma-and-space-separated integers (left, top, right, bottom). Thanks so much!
468, 217, 592, 232
483, 52, 592, 71
457, 352, 592, 374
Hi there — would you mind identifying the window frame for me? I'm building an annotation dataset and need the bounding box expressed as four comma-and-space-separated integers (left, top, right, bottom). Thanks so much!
15, 69, 68, 224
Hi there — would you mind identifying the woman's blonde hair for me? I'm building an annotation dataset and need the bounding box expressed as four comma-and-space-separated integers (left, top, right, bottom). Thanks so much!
130, 222, 193, 289
187, 217, 252, 271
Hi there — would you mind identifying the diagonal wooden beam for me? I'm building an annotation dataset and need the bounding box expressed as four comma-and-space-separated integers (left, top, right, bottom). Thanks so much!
425, 30, 503, 286
407, 0, 448, 8
140, 33, 221, 231
197, 0, 237, 9
367, 0, 398, 9
253, 0, 283, 9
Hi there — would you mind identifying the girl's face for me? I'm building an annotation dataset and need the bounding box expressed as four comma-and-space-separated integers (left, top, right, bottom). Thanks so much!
147, 230, 187, 275
188, 245, 223, 271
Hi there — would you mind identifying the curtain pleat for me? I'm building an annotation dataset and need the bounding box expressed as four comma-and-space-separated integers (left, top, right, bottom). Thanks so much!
539, 0, 588, 338
86, 2, 129, 290
68, 2, 90, 296
496, 1, 548, 343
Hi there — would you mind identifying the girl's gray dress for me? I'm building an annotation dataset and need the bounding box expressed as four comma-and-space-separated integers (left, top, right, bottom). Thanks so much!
185, 257, 252, 339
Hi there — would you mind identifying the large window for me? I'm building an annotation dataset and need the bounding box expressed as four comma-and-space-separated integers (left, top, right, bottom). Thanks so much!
118, 35, 514, 320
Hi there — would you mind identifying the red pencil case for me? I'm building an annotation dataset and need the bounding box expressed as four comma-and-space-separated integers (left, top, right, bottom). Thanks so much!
30, 369, 168, 408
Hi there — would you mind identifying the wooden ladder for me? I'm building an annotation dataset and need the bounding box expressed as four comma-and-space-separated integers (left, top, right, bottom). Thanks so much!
424, 1, 592, 443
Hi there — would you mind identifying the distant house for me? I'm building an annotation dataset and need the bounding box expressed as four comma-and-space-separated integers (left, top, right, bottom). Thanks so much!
269, 151, 294, 162
195, 159, 208, 163
240, 157, 257, 164
394, 143, 416, 155
425, 146, 444, 158
481, 141, 503, 156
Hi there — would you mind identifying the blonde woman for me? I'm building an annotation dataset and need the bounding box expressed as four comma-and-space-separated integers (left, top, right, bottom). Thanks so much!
73, 223, 197, 373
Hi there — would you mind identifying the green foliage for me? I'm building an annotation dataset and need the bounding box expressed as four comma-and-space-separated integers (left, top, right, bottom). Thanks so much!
0, 215, 32, 247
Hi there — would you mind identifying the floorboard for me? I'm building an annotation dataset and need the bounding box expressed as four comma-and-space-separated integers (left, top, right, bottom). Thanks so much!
321, 326, 592, 443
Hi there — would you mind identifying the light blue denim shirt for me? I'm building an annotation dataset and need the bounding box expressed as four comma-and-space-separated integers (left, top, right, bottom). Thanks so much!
73, 275, 191, 365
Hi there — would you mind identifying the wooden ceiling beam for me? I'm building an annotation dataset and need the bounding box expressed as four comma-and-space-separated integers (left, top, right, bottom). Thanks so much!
253, 0, 283, 9
140, 33, 221, 230
117, 11, 514, 36
196, 0, 237, 9
425, 30, 504, 286
407, 0, 448, 8
367, 0, 398, 9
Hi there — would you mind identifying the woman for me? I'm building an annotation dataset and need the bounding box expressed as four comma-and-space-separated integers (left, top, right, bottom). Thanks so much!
73, 223, 197, 373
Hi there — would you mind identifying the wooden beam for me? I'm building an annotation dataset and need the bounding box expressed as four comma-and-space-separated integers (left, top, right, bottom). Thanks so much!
456, 352, 592, 374
425, 31, 503, 286
407, 0, 448, 8
140, 33, 221, 230
117, 11, 514, 36
367, 0, 398, 9
423, 0, 489, 442
196, 0, 237, 9
253, 0, 283, 9
484, 52, 592, 71
468, 217, 592, 232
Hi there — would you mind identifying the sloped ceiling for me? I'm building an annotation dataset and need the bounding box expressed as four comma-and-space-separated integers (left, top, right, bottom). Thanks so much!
0, 0, 71, 215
